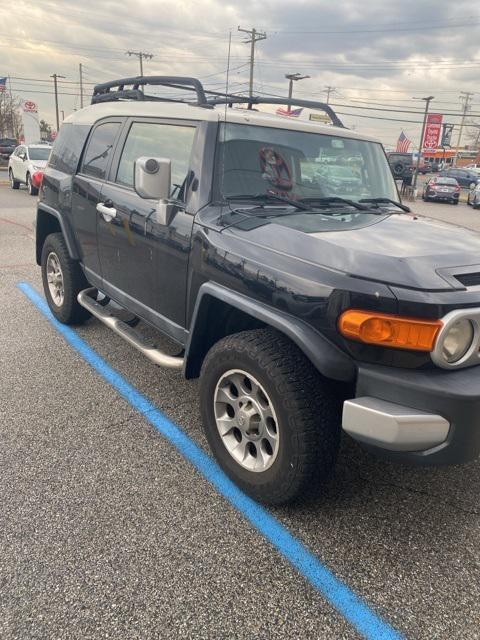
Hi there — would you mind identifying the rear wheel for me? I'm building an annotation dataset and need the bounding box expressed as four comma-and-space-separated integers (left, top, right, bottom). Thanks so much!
26, 173, 38, 196
9, 169, 20, 189
199, 328, 341, 505
41, 232, 91, 324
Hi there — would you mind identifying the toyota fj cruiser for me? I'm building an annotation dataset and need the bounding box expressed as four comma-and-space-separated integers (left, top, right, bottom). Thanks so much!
36, 76, 480, 505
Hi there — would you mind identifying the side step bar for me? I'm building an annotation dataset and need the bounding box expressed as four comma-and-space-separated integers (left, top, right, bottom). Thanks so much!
77, 288, 184, 370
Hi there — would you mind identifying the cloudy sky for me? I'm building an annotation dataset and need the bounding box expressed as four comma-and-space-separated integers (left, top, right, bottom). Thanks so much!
2, 0, 480, 148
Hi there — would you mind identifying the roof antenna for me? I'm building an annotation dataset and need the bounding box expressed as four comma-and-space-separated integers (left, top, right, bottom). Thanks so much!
219, 30, 232, 205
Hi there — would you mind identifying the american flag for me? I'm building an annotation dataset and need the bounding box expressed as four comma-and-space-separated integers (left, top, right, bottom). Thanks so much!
276, 106, 303, 118
0, 77, 7, 93
396, 130, 412, 152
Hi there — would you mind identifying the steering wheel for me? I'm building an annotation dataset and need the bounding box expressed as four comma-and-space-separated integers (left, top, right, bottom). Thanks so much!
259, 147, 293, 191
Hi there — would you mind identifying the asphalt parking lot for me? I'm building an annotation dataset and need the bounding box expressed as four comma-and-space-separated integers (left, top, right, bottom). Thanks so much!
2, 182, 480, 640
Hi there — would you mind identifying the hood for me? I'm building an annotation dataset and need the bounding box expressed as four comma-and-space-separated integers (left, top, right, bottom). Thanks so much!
227, 212, 480, 290
29, 159, 48, 170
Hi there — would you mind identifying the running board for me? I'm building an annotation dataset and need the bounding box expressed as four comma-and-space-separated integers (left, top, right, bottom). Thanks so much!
77, 288, 184, 370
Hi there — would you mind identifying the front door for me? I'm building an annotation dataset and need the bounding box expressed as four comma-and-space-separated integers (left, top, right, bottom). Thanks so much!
97, 118, 197, 331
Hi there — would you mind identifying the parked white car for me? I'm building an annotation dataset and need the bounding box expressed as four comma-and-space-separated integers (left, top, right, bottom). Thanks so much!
8, 143, 51, 195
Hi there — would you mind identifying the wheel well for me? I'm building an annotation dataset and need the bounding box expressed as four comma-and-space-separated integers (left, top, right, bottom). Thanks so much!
185, 296, 266, 379
36, 210, 61, 265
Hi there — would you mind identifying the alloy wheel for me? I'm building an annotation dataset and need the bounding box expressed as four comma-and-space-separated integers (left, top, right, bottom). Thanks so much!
46, 252, 65, 307
214, 369, 279, 472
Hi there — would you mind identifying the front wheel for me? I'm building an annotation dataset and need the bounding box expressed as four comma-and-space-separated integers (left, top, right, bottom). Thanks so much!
199, 328, 341, 505
9, 169, 20, 189
41, 233, 91, 324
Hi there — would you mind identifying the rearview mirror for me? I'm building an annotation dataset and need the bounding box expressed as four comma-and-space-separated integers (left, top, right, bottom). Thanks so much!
134, 157, 171, 200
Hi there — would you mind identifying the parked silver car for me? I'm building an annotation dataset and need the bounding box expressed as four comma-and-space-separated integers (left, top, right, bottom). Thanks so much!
467, 183, 480, 209
8, 143, 51, 195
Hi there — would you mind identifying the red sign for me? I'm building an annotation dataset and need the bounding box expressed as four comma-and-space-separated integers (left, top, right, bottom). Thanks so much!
23, 100, 38, 113
423, 114, 443, 152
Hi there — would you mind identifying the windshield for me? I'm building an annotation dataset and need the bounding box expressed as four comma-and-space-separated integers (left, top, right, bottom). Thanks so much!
214, 123, 398, 204
436, 178, 457, 185
28, 147, 51, 161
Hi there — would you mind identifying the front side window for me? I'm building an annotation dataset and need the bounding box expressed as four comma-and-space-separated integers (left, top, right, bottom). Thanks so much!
214, 123, 398, 204
82, 121, 121, 180
116, 122, 196, 198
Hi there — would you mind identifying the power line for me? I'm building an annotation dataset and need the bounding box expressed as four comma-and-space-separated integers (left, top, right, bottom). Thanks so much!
50, 73, 66, 131
455, 92, 475, 160
126, 50, 154, 75
238, 26, 267, 98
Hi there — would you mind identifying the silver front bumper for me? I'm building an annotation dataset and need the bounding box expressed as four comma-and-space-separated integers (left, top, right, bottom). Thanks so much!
342, 397, 450, 452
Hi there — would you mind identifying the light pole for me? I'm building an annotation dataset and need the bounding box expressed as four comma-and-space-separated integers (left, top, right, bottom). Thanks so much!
412, 96, 434, 192
285, 73, 310, 113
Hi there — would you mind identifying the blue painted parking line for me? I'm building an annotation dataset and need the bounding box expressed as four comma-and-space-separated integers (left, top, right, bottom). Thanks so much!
18, 281, 404, 640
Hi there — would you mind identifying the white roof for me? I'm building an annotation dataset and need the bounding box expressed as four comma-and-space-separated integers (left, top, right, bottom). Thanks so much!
66, 100, 378, 143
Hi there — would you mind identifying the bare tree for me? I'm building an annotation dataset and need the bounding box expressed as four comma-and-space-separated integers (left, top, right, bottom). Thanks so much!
0, 92, 23, 140
465, 121, 480, 151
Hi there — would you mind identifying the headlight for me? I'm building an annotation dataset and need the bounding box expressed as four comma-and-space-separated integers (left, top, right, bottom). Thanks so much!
441, 318, 474, 363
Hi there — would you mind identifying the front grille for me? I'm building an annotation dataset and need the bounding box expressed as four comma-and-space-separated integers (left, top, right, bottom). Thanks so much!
455, 272, 480, 287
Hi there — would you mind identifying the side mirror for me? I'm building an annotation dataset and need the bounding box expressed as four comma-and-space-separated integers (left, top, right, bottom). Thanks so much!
134, 156, 171, 200
134, 157, 179, 226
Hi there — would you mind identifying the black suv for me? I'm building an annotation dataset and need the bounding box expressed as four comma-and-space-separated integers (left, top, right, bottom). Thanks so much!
35, 76, 480, 505
0, 137, 17, 159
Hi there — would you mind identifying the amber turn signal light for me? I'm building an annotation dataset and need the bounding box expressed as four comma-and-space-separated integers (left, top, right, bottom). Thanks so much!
338, 310, 443, 352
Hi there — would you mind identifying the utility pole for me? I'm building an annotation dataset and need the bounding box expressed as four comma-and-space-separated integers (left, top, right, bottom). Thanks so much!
79, 63, 84, 109
285, 73, 309, 113
50, 73, 65, 132
324, 85, 335, 104
455, 91, 474, 165
412, 95, 434, 192
238, 26, 267, 98
126, 51, 154, 76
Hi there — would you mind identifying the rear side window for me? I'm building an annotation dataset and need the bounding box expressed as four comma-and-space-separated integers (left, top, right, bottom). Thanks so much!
116, 122, 196, 196
48, 123, 90, 175
82, 121, 121, 180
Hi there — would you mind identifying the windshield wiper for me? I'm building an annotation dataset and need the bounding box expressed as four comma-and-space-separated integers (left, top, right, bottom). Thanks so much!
298, 196, 370, 211
359, 197, 411, 213
226, 193, 312, 211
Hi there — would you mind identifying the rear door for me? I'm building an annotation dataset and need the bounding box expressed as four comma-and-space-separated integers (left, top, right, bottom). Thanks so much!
11, 146, 26, 182
72, 119, 123, 278
97, 118, 197, 333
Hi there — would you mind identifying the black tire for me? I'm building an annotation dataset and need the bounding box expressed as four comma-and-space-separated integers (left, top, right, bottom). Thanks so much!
453, 200, 459, 205
26, 173, 39, 196
9, 169, 20, 189
199, 328, 341, 505
41, 232, 91, 324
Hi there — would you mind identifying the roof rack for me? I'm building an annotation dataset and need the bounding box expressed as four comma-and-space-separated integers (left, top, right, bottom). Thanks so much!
205, 93, 345, 128
91, 76, 210, 107
90, 76, 345, 127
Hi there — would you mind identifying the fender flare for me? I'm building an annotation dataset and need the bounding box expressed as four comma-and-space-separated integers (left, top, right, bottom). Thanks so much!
184, 281, 356, 382
36, 203, 80, 264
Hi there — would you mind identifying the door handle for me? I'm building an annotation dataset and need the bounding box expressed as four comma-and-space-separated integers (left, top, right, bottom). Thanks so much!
96, 202, 117, 221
